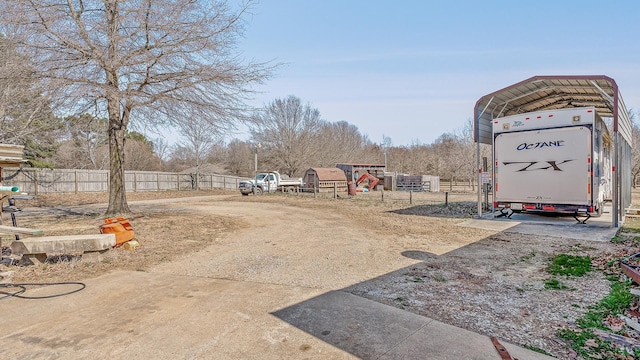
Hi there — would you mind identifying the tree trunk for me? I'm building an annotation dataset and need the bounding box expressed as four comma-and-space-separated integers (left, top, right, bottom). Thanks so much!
105, 76, 130, 212
104, 3, 129, 215
107, 124, 130, 214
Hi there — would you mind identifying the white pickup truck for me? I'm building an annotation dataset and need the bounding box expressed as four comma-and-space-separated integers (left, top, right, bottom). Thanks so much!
239, 171, 303, 195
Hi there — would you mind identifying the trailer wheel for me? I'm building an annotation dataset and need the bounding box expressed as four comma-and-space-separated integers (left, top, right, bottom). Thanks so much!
286, 187, 296, 194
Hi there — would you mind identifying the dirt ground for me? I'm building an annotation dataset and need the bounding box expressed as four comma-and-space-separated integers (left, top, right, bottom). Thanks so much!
1, 189, 639, 359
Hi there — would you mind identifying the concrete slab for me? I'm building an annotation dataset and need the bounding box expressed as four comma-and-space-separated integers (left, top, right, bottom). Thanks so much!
461, 207, 619, 242
273, 290, 554, 360
506, 220, 618, 242
456, 219, 520, 232
10, 234, 116, 256
0, 224, 43, 235
272, 290, 433, 359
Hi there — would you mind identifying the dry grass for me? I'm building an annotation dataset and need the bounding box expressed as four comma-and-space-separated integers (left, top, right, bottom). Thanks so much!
1, 188, 478, 283
1, 190, 246, 283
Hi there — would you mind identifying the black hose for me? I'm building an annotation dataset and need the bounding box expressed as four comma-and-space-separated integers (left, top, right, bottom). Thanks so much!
0, 281, 86, 300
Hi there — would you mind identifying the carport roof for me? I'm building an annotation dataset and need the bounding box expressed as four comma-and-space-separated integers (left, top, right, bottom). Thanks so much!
474, 75, 632, 146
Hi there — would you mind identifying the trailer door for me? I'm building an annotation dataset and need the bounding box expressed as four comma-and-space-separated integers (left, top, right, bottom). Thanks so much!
494, 126, 591, 206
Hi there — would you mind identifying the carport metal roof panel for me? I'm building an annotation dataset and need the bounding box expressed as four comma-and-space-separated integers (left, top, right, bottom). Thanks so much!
474, 75, 632, 145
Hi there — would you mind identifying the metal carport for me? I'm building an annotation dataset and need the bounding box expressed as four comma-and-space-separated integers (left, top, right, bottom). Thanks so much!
474, 75, 632, 227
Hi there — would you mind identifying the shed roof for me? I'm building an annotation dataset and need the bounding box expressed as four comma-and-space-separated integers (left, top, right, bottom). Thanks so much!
336, 163, 386, 168
306, 168, 347, 181
0, 144, 25, 168
474, 75, 632, 146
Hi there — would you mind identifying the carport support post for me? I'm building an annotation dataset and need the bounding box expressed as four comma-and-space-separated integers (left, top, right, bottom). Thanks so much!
483, 157, 489, 211
476, 134, 482, 217
614, 132, 619, 227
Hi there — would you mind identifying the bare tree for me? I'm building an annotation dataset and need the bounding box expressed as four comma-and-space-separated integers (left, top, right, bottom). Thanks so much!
314, 121, 371, 167
1, 0, 272, 213
250, 96, 324, 177
456, 119, 481, 191
0, 36, 62, 167
151, 136, 169, 168
164, 145, 192, 172
224, 139, 253, 176
175, 117, 220, 189
61, 114, 109, 169
432, 133, 464, 190
124, 139, 163, 171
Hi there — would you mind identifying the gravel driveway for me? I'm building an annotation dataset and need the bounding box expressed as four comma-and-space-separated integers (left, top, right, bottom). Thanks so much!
1, 192, 632, 358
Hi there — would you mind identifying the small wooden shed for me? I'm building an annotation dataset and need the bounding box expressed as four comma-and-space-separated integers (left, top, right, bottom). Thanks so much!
304, 168, 348, 192
0, 144, 25, 169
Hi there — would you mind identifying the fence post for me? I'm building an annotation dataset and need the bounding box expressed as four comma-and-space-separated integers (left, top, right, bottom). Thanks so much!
133, 172, 137, 192
381, 189, 384, 202
410, 190, 413, 205
177, 174, 180, 191
223, 176, 226, 190
445, 192, 449, 207
34, 170, 38, 195
74, 171, 78, 194
333, 182, 337, 199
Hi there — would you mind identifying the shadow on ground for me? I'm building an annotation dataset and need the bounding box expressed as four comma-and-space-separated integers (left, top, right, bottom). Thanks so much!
270, 215, 618, 359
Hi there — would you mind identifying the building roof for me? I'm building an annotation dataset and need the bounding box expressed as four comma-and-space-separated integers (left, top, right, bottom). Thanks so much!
474, 75, 632, 146
336, 163, 386, 167
306, 168, 347, 181
0, 144, 25, 168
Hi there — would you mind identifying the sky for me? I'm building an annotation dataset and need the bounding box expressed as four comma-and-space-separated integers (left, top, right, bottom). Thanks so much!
227, 0, 640, 147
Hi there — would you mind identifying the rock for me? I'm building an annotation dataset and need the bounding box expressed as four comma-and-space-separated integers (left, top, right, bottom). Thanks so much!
585, 338, 599, 347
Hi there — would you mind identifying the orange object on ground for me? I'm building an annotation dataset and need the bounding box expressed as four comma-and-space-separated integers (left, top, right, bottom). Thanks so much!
355, 173, 380, 190
100, 217, 135, 246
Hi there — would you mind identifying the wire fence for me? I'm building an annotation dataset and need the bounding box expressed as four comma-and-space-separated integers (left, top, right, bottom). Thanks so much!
268, 185, 485, 208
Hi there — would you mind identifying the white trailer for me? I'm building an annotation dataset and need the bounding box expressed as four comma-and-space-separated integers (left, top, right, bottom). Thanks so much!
492, 107, 611, 222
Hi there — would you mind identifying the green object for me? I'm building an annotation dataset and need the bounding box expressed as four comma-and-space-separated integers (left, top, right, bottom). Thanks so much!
0, 186, 19, 192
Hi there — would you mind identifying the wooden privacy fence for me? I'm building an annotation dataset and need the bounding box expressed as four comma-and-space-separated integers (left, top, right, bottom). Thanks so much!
1, 168, 245, 194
